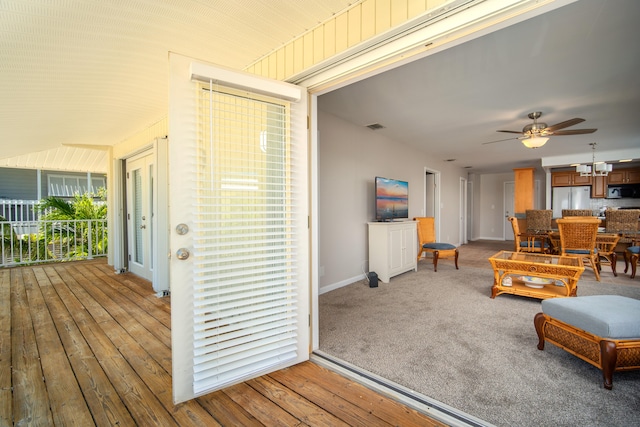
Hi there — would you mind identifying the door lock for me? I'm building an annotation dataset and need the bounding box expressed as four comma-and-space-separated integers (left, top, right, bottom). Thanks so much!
176, 248, 190, 260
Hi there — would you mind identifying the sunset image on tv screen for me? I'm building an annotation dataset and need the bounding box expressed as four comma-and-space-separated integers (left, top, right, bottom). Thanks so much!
376, 178, 408, 219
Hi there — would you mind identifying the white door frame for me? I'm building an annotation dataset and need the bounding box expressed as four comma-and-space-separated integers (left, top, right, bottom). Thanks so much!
126, 151, 154, 281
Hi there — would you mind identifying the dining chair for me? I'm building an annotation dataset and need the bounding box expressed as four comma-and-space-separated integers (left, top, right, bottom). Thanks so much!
605, 209, 640, 246
414, 217, 458, 272
525, 210, 553, 233
595, 233, 621, 276
509, 216, 550, 254
556, 217, 602, 281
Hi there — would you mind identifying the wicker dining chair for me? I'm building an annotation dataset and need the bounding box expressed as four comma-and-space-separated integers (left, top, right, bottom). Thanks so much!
562, 209, 593, 217
525, 210, 553, 233
509, 217, 550, 254
556, 217, 602, 281
595, 233, 621, 276
605, 209, 640, 245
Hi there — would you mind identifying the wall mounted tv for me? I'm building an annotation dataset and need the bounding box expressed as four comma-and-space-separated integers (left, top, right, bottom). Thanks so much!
375, 176, 409, 221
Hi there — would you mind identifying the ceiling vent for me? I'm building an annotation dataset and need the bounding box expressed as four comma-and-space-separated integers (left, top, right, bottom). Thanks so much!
366, 123, 385, 130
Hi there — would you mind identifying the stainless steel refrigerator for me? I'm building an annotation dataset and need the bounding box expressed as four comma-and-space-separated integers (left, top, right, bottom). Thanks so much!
552, 186, 592, 218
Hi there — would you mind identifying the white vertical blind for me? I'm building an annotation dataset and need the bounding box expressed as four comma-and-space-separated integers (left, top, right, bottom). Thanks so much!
190, 81, 303, 394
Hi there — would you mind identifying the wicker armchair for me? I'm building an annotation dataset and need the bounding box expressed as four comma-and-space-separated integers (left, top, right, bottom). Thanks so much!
525, 210, 552, 233
509, 217, 550, 254
562, 209, 593, 217
557, 217, 602, 281
605, 209, 640, 245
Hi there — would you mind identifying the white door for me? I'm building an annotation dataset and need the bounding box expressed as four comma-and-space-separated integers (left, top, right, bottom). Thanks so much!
504, 181, 515, 240
169, 54, 309, 404
126, 153, 154, 281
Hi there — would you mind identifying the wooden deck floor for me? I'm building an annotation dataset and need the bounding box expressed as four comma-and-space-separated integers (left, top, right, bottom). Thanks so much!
1, 259, 446, 426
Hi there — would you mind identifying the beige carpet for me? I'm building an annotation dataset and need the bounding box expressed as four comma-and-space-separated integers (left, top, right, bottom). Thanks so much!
319, 252, 640, 427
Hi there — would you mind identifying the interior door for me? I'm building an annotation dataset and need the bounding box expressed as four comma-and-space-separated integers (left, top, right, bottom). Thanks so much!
169, 54, 309, 404
126, 153, 154, 281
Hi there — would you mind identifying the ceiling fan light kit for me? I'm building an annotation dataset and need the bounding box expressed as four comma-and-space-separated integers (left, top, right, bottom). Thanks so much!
521, 136, 548, 149
485, 111, 597, 148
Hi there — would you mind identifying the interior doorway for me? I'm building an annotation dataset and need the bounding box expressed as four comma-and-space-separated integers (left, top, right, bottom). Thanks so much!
504, 181, 515, 241
424, 169, 441, 240
125, 151, 154, 281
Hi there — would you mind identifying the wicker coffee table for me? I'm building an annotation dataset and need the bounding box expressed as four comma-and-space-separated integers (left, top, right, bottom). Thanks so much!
488, 251, 585, 300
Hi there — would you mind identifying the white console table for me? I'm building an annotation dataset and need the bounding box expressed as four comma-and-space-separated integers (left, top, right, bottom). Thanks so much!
368, 221, 418, 283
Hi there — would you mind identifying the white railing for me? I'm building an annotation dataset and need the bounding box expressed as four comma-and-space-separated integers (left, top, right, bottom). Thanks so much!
0, 199, 43, 222
1, 219, 108, 267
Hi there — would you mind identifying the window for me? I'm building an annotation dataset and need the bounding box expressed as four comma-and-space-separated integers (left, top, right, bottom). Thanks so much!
48, 174, 105, 197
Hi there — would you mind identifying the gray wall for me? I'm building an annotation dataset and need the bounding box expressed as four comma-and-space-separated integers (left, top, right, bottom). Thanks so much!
0, 168, 37, 199
318, 110, 467, 292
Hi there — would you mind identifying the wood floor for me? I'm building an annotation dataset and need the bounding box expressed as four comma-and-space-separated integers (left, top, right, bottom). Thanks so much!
1, 259, 446, 427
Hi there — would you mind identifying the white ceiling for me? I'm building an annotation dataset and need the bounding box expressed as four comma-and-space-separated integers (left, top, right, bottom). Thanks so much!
1, 0, 639, 174
318, 0, 640, 173
0, 0, 354, 163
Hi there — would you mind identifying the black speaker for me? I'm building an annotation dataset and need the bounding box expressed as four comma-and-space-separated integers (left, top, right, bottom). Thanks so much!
368, 271, 378, 288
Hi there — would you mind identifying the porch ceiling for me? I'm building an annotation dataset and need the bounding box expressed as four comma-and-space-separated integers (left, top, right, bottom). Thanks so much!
0, 146, 108, 173
0, 0, 355, 161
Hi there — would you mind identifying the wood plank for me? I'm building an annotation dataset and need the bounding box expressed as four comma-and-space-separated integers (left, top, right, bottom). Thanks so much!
223, 381, 306, 427
0, 270, 12, 426
58, 265, 217, 426
10, 268, 54, 426
196, 390, 259, 427
24, 267, 94, 426
248, 374, 350, 427
41, 265, 136, 426
45, 266, 179, 426
269, 363, 393, 427
273, 362, 446, 427
76, 264, 172, 346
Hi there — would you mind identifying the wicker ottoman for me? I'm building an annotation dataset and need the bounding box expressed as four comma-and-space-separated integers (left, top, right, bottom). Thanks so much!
534, 295, 640, 389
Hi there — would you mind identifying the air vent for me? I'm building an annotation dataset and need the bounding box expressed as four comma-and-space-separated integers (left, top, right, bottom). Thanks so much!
366, 123, 385, 130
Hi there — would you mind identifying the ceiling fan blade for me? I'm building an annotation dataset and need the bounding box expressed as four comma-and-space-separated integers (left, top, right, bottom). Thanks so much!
545, 118, 585, 132
482, 136, 519, 145
552, 128, 597, 135
496, 130, 523, 134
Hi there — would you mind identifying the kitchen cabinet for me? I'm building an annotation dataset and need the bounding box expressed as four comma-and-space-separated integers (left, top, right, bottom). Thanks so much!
551, 171, 592, 187
368, 221, 417, 283
514, 167, 535, 213
591, 175, 606, 198
607, 168, 640, 185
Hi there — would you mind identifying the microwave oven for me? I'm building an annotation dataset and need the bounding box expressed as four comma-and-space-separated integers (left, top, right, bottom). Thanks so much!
607, 185, 640, 199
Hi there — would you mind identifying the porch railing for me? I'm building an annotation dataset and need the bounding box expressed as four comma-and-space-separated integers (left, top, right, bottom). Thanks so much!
1, 219, 108, 267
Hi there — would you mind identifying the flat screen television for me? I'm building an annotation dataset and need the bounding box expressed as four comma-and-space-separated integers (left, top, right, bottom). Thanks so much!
375, 176, 409, 221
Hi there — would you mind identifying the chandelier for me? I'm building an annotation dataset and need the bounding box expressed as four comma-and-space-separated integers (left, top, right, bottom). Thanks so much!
575, 142, 612, 177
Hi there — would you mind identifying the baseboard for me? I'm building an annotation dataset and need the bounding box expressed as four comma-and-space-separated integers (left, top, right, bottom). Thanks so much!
473, 236, 506, 241
319, 273, 366, 295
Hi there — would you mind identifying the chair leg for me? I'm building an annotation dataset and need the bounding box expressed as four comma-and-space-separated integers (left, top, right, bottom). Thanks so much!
631, 253, 638, 279
454, 249, 459, 269
433, 250, 440, 272
611, 252, 617, 276
591, 255, 601, 281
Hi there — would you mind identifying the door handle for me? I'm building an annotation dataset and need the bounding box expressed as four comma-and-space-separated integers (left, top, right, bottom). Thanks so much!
140, 224, 146, 229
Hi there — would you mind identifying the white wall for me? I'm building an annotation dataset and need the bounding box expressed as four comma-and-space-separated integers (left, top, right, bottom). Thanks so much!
318, 110, 467, 292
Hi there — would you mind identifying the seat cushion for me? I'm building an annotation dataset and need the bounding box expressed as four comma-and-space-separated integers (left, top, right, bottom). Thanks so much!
565, 248, 598, 255
542, 295, 640, 339
519, 241, 549, 249
422, 242, 456, 250
627, 246, 640, 255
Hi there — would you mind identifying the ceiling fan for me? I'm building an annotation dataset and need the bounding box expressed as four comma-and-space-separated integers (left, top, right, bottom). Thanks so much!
483, 112, 597, 148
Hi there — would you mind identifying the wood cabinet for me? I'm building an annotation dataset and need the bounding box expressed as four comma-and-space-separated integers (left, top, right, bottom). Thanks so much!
514, 167, 535, 214
607, 168, 640, 184
591, 175, 606, 198
368, 221, 417, 283
551, 171, 592, 187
